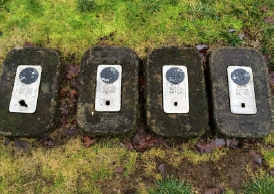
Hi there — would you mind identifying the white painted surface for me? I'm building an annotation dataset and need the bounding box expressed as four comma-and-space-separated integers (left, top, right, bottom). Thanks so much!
9, 65, 42, 113
163, 65, 189, 113
227, 66, 257, 114
95, 65, 122, 111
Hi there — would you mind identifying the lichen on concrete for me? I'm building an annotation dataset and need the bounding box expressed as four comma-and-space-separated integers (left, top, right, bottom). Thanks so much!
0, 47, 61, 137
145, 47, 209, 137
77, 46, 139, 135
209, 46, 273, 138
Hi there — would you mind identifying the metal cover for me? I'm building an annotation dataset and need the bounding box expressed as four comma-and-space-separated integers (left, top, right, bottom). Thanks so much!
163, 65, 189, 113
227, 66, 257, 114
9, 65, 42, 113
95, 65, 122, 111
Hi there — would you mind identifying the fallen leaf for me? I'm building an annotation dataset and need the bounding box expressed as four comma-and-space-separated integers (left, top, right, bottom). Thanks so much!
69, 89, 78, 100
264, 17, 274, 24
125, 141, 134, 151
39, 136, 55, 147
66, 65, 79, 79
158, 164, 165, 174
83, 135, 95, 148
261, 6, 268, 12
204, 183, 225, 194
226, 138, 239, 149
195, 44, 209, 63
249, 150, 262, 166
14, 138, 30, 151
4, 138, 10, 146
23, 41, 36, 47
197, 139, 226, 153
132, 129, 160, 152
63, 127, 77, 136
115, 166, 124, 173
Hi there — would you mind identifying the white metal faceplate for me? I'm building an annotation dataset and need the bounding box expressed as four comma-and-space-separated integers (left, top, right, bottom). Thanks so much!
95, 65, 122, 112
163, 65, 189, 113
227, 66, 257, 114
9, 65, 42, 113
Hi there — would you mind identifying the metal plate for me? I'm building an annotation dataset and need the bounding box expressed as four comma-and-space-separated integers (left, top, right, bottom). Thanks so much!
95, 65, 122, 111
227, 66, 257, 114
163, 65, 189, 113
9, 65, 42, 113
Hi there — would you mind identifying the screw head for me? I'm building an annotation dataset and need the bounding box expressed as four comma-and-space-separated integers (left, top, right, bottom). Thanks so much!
100, 67, 119, 83
166, 67, 185, 84
19, 67, 39, 84
231, 68, 250, 85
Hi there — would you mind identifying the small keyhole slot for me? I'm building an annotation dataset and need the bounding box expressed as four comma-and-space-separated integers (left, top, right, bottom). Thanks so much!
174, 102, 178, 106
241, 103, 245, 108
19, 100, 28, 107
106, 101, 110, 106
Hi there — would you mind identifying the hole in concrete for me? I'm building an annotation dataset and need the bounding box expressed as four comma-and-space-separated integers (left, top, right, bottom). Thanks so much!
106, 100, 110, 106
241, 103, 245, 108
174, 102, 178, 106
19, 100, 28, 107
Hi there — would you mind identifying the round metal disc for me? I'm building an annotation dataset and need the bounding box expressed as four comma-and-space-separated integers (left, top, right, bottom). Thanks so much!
166, 67, 185, 84
19, 67, 39, 84
231, 68, 250, 85
100, 67, 119, 83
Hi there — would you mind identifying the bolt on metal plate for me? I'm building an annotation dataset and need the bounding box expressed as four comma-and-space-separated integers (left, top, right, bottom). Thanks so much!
9, 65, 42, 113
95, 65, 122, 112
163, 65, 189, 113
231, 68, 250, 85
166, 67, 185, 84
227, 66, 257, 114
100, 67, 119, 83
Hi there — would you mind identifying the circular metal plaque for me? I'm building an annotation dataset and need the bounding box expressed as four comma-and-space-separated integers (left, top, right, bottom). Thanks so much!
166, 67, 185, 84
100, 67, 119, 83
19, 67, 39, 84
231, 68, 250, 85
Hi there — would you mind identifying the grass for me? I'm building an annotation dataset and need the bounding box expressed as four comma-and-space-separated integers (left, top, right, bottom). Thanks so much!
0, 0, 274, 193
241, 174, 274, 194
149, 176, 193, 194
0, 0, 274, 67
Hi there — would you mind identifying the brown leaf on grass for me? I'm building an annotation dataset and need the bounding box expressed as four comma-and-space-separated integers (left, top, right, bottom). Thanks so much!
23, 41, 36, 47
261, 6, 268, 12
264, 17, 274, 24
83, 136, 95, 148
125, 141, 134, 151
39, 136, 55, 147
204, 183, 225, 194
66, 65, 79, 79
14, 138, 30, 152
132, 129, 161, 152
249, 150, 262, 166
115, 166, 124, 173
158, 163, 165, 174
196, 139, 226, 153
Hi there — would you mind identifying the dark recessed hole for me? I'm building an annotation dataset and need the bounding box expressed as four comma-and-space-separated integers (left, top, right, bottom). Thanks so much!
106, 100, 110, 106
241, 103, 245, 108
19, 100, 28, 107
174, 102, 178, 106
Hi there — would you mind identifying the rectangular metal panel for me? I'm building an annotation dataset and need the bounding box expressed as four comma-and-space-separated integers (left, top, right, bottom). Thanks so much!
95, 65, 122, 112
9, 65, 42, 113
163, 65, 189, 113
227, 66, 257, 114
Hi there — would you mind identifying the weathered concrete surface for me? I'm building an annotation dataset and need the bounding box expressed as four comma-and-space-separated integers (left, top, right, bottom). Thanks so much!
77, 46, 139, 135
146, 47, 209, 137
0, 46, 61, 137
209, 46, 273, 138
